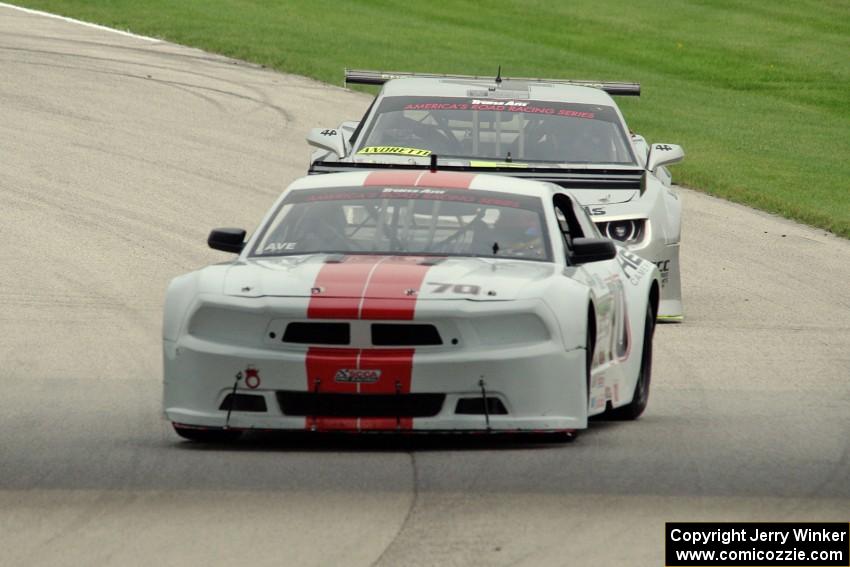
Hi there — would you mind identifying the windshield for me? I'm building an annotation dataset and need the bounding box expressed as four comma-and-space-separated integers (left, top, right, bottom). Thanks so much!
252, 186, 551, 262
357, 96, 636, 165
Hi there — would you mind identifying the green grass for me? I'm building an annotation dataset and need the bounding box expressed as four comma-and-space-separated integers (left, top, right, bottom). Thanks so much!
15, 0, 850, 236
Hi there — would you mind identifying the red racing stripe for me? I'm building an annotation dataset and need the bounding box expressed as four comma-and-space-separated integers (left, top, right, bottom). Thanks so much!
304, 167, 477, 431
363, 170, 422, 187
358, 348, 415, 394
414, 171, 476, 189
360, 256, 431, 320
307, 255, 382, 319
356, 256, 427, 430
304, 346, 417, 432
363, 170, 476, 189
358, 348, 416, 431
305, 256, 379, 430
305, 347, 359, 431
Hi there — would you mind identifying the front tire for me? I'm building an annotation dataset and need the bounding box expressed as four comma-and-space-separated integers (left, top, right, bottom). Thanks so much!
607, 301, 654, 420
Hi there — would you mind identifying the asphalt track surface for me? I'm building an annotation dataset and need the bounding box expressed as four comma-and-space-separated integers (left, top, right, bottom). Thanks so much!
2, 6, 849, 566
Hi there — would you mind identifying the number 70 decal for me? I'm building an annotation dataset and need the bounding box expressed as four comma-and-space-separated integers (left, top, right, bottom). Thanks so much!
426, 282, 481, 295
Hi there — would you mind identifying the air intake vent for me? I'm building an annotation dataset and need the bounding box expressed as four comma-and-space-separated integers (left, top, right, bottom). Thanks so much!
455, 397, 508, 415
371, 324, 442, 346
218, 394, 267, 412
277, 391, 445, 417
283, 322, 350, 345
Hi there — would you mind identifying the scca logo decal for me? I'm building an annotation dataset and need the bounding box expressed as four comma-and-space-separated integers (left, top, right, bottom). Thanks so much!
334, 369, 381, 383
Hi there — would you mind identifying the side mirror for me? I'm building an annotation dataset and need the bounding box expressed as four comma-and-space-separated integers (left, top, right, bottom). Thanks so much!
306, 127, 347, 159
571, 237, 617, 264
208, 228, 246, 254
646, 143, 684, 173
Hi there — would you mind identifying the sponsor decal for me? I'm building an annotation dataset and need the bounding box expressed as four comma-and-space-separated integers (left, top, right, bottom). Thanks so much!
264, 241, 296, 252
334, 368, 381, 383
618, 249, 651, 285
404, 102, 469, 111
358, 146, 431, 157
401, 100, 596, 118
468, 160, 529, 169
655, 144, 673, 151
471, 99, 528, 107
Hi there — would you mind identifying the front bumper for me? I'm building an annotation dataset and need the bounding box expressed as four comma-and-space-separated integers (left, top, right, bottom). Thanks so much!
163, 336, 588, 432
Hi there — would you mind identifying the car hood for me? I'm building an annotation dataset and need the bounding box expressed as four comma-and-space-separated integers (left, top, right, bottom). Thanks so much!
223, 254, 556, 301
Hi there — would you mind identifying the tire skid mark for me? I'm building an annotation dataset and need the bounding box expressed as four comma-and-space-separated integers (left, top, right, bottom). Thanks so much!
0, 30, 353, 92
370, 452, 420, 567
0, 45, 293, 124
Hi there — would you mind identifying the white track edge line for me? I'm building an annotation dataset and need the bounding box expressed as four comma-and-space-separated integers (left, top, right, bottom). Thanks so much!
0, 2, 160, 42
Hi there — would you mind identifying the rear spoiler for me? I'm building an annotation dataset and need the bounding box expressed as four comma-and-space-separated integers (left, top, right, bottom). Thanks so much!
310, 160, 645, 190
344, 68, 640, 96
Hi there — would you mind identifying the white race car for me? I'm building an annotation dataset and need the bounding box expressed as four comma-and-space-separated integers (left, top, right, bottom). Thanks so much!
308, 69, 684, 320
163, 170, 660, 441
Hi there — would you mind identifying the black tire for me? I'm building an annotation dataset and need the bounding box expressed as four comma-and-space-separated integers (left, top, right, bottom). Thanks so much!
607, 301, 655, 421
173, 424, 242, 443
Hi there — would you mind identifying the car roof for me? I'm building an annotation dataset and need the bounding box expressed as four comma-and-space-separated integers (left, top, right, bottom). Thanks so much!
287, 171, 562, 199
376, 77, 617, 106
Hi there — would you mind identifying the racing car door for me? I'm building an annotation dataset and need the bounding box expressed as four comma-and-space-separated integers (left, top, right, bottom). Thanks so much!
552, 193, 629, 376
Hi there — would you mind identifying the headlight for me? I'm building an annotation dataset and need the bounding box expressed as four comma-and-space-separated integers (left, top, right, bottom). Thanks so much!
606, 220, 636, 241
596, 219, 646, 244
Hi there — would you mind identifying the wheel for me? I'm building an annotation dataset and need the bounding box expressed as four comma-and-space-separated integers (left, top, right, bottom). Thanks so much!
606, 301, 655, 420
173, 424, 242, 443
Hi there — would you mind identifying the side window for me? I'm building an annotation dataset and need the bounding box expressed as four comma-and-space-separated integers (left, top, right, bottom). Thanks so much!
554, 207, 572, 248
349, 96, 377, 145
552, 194, 584, 262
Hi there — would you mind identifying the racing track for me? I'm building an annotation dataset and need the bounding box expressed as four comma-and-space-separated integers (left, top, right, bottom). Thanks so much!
1, 6, 849, 566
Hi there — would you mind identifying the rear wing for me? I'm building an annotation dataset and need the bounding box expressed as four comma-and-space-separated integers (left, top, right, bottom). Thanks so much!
310, 161, 645, 190
344, 68, 640, 96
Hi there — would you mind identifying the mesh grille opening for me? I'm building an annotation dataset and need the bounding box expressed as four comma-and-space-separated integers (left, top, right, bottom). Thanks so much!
371, 324, 442, 346
277, 391, 445, 417
283, 322, 350, 345
218, 394, 268, 412
455, 397, 508, 415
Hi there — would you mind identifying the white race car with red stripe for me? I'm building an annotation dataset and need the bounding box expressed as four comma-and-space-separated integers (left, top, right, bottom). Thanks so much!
163, 170, 661, 441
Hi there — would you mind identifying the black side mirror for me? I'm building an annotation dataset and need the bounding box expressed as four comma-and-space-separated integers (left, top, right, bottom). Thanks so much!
208, 228, 246, 254
571, 237, 617, 264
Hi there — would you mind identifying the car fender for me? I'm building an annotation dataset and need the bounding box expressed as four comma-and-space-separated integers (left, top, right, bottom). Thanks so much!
539, 276, 593, 352
163, 265, 231, 341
